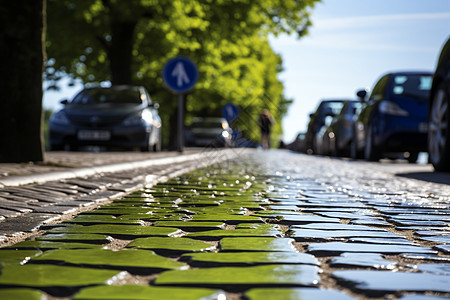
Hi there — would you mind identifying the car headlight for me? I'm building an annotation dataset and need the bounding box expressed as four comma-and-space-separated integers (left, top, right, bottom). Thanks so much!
123, 110, 154, 126
141, 110, 153, 124
50, 110, 70, 125
379, 101, 409, 116
222, 131, 230, 139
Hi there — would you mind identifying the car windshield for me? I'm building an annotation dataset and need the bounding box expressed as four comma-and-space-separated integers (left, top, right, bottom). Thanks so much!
71, 88, 142, 105
391, 74, 432, 99
319, 102, 344, 116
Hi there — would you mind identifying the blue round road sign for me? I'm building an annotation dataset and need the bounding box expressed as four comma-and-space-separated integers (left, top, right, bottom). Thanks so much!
162, 56, 198, 93
222, 102, 239, 121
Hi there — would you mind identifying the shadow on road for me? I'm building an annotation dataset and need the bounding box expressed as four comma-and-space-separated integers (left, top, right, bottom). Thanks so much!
396, 171, 450, 185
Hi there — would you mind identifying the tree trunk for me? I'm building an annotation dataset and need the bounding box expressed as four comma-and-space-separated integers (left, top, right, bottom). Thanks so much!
109, 19, 136, 85
0, 0, 46, 162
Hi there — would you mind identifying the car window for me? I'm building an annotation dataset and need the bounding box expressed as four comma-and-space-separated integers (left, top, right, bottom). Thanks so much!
318, 102, 344, 117
72, 89, 142, 105
391, 74, 432, 99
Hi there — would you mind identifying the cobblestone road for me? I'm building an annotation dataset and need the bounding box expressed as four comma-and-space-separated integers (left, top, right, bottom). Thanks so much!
0, 150, 449, 299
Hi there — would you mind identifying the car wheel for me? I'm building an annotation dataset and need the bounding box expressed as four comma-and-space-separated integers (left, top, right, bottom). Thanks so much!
364, 125, 381, 162
50, 144, 64, 151
350, 139, 357, 159
428, 83, 450, 171
153, 137, 161, 152
140, 136, 152, 152
407, 152, 419, 164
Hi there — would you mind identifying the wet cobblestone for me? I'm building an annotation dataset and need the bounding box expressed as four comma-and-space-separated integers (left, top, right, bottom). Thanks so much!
0, 150, 449, 299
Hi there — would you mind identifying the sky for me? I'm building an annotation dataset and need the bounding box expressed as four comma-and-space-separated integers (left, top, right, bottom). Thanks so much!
268, 0, 450, 142
43, 0, 450, 142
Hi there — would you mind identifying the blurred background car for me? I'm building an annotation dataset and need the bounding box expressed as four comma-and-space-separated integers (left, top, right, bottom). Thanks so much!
428, 38, 450, 172
287, 132, 306, 152
353, 71, 433, 163
302, 99, 346, 154
325, 100, 364, 157
185, 117, 233, 147
314, 113, 335, 156
49, 85, 161, 152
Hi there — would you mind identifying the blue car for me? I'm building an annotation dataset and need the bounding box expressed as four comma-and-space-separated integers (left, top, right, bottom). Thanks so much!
428, 38, 450, 171
353, 71, 433, 162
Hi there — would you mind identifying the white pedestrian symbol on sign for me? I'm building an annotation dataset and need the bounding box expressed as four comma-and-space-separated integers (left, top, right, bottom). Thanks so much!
171, 62, 190, 87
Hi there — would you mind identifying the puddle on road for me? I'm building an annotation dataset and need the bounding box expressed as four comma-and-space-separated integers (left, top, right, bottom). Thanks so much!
0, 152, 449, 299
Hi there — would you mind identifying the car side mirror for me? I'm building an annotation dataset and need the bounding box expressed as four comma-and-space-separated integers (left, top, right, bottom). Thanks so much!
356, 89, 368, 101
149, 102, 159, 109
60, 99, 69, 105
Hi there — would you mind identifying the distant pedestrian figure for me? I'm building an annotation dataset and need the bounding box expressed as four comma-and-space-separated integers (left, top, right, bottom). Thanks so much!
259, 109, 274, 149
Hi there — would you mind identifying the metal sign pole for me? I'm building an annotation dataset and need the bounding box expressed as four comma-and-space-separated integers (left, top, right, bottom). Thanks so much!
177, 92, 184, 152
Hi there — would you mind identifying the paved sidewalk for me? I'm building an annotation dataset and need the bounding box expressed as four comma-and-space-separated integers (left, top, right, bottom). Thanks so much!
0, 149, 246, 246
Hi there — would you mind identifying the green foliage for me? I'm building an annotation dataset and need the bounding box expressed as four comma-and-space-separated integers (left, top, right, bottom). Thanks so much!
46, 0, 319, 146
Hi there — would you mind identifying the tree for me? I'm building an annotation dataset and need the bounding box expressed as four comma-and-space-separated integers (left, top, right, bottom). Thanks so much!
46, 0, 319, 147
0, 1, 46, 162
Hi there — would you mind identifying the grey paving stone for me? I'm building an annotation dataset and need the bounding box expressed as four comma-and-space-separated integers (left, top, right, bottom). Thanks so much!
0, 208, 24, 218
349, 218, 392, 226
419, 235, 450, 244
0, 213, 60, 234
332, 270, 450, 295
415, 230, 450, 236
31, 206, 78, 214
307, 242, 437, 255
245, 287, 356, 300
256, 213, 341, 225
0, 193, 39, 203
64, 179, 106, 190
401, 254, 450, 262
349, 238, 416, 245
416, 263, 450, 275
292, 229, 400, 241
390, 219, 448, 227
329, 253, 397, 269
315, 211, 377, 219
387, 214, 450, 221
292, 223, 385, 231
398, 294, 450, 300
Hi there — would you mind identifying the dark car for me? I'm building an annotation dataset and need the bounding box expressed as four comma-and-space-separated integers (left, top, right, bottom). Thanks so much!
353, 71, 433, 162
185, 117, 233, 147
325, 100, 363, 157
428, 37, 450, 171
287, 132, 306, 152
302, 99, 346, 154
49, 85, 162, 151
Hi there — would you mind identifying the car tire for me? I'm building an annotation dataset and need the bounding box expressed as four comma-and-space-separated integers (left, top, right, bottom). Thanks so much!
140, 136, 152, 152
364, 125, 381, 162
428, 82, 450, 171
407, 152, 419, 164
50, 144, 64, 151
153, 137, 161, 152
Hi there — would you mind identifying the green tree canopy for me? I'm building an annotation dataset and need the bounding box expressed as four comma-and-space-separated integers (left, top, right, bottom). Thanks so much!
46, 0, 319, 147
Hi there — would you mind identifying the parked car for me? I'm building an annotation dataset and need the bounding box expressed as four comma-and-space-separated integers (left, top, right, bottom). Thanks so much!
428, 38, 450, 171
325, 100, 364, 157
353, 71, 433, 162
314, 114, 335, 156
287, 132, 306, 152
49, 85, 161, 151
185, 117, 233, 147
302, 99, 346, 154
